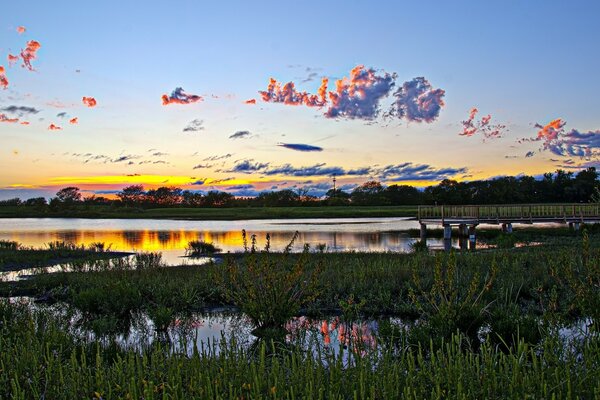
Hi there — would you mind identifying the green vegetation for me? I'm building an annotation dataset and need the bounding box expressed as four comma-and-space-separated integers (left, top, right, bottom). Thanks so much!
185, 240, 222, 256
0, 240, 131, 272
0, 204, 417, 220
0, 231, 599, 397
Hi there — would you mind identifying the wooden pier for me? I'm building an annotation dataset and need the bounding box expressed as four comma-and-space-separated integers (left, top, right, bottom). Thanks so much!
417, 203, 600, 250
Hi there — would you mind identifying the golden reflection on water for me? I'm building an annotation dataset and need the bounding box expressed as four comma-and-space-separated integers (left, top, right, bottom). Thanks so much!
3, 229, 429, 253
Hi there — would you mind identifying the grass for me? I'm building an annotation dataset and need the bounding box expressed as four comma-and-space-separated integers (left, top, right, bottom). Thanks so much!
0, 241, 132, 272
0, 230, 599, 397
0, 204, 417, 220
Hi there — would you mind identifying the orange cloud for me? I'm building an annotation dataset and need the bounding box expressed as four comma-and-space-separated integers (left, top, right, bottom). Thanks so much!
460, 107, 505, 139
259, 77, 328, 107
7, 54, 19, 67
20, 121, 30, 125
0, 113, 19, 123
161, 87, 203, 105
20, 40, 41, 71
16, 26, 26, 34
244, 99, 257, 104
69, 117, 78, 124
82, 97, 97, 107
48, 123, 62, 130
536, 118, 565, 141
0, 66, 8, 89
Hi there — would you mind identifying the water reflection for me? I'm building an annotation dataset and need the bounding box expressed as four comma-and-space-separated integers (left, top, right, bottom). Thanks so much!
0, 217, 465, 265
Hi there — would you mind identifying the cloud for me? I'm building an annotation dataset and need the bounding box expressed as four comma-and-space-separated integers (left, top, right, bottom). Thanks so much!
389, 77, 445, 123
20, 40, 41, 71
226, 159, 269, 173
378, 162, 467, 182
278, 143, 323, 152
183, 119, 204, 132
0, 66, 8, 90
229, 130, 252, 139
244, 99, 256, 104
260, 76, 329, 107
325, 65, 395, 120
193, 164, 212, 169
0, 114, 19, 123
264, 163, 346, 177
151, 151, 168, 157
56, 112, 67, 118
82, 97, 97, 107
69, 117, 78, 125
162, 87, 202, 105
7, 54, 19, 66
191, 180, 205, 185
525, 151, 534, 158
47, 123, 62, 130
0, 105, 40, 116
113, 155, 138, 163
20, 121, 29, 125
459, 107, 506, 139
547, 129, 600, 158
203, 153, 232, 161
16, 26, 26, 34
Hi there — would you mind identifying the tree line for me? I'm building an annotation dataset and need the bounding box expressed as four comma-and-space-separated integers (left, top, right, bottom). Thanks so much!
1, 168, 599, 209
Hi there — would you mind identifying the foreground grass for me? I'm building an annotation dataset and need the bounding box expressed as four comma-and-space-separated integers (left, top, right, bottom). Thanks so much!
0, 205, 417, 220
1, 300, 598, 399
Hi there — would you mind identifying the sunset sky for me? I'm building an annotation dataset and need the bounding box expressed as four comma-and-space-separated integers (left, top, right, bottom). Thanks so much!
1, 0, 600, 200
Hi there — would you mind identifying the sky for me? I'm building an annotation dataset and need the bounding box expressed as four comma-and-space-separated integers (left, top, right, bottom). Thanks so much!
1, 0, 600, 199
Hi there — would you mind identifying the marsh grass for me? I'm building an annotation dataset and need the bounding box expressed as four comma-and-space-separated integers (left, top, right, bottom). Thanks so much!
185, 240, 221, 257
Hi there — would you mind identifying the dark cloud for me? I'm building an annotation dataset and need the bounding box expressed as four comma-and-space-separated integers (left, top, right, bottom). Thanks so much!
191, 180, 205, 185
113, 155, 139, 163
226, 159, 270, 173
388, 77, 445, 123
378, 162, 467, 182
56, 112, 67, 118
229, 130, 252, 139
183, 119, 204, 132
525, 151, 534, 158
264, 163, 346, 177
278, 143, 323, 152
546, 129, 600, 158
1, 105, 40, 116
193, 164, 212, 169
162, 87, 203, 105
151, 152, 169, 157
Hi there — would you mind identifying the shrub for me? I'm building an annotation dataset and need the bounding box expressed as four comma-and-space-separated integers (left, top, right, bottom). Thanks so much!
186, 240, 221, 257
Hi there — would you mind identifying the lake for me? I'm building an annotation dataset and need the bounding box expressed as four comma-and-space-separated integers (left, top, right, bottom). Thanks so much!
0, 217, 452, 264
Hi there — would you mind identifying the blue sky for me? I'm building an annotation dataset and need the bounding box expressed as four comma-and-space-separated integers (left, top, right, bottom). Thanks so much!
1, 0, 600, 199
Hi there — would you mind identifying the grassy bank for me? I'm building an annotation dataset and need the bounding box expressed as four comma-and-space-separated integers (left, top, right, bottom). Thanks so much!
0, 205, 417, 220
1, 299, 598, 399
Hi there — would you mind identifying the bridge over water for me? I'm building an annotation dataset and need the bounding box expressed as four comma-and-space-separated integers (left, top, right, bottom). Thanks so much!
417, 203, 600, 250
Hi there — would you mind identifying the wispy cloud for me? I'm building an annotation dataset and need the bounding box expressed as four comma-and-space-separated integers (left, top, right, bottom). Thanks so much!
162, 87, 202, 105
225, 159, 269, 173
229, 130, 252, 139
203, 154, 233, 161
7, 54, 19, 66
193, 164, 213, 169
16, 26, 26, 34
244, 99, 256, 104
69, 117, 78, 125
459, 107, 506, 139
183, 119, 204, 132
0, 114, 19, 123
48, 123, 62, 130
0, 105, 40, 116
278, 143, 323, 152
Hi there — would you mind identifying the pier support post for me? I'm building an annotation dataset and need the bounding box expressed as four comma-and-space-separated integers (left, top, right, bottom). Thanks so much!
506, 223, 513, 234
573, 222, 580, 232
458, 224, 467, 237
420, 223, 427, 242
443, 224, 452, 252
468, 225, 477, 251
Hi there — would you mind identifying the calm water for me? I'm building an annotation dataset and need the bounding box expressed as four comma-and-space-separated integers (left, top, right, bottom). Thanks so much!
0, 217, 455, 264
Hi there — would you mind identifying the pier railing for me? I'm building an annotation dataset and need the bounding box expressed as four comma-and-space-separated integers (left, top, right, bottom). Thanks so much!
418, 203, 600, 224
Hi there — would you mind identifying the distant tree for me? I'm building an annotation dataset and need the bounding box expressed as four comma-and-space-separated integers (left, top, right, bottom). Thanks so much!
385, 185, 423, 205
574, 167, 598, 202
324, 188, 350, 205
203, 191, 234, 207
55, 187, 82, 204
181, 190, 204, 206
23, 197, 47, 207
351, 181, 388, 205
256, 190, 300, 207
117, 185, 145, 206
145, 187, 182, 206
0, 198, 21, 206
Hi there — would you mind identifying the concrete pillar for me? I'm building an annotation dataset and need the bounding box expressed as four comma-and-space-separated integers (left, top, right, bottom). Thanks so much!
468, 225, 477, 251
573, 222, 580, 232
506, 223, 513, 234
459, 236, 468, 251
459, 224, 467, 238
443, 224, 452, 252
420, 223, 427, 242
568, 222, 574, 230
